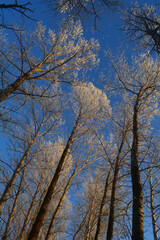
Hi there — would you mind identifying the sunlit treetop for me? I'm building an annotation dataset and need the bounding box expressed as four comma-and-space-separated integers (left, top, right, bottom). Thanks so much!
70, 82, 111, 123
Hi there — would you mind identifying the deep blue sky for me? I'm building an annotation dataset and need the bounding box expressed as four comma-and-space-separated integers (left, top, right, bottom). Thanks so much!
1, 1, 159, 239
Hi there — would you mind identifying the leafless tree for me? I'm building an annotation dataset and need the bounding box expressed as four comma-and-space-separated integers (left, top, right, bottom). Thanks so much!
121, 2, 160, 54
0, 1, 33, 29
45, 0, 121, 22
0, 20, 99, 104
106, 53, 160, 240
27, 82, 111, 239
0, 87, 62, 212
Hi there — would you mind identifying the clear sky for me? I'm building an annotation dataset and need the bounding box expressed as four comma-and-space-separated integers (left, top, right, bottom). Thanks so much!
1, 1, 159, 239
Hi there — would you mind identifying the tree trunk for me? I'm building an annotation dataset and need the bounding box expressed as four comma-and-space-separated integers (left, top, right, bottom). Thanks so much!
73, 212, 88, 240
24, 185, 49, 240
106, 138, 124, 240
94, 169, 111, 240
18, 176, 43, 240
149, 171, 158, 240
2, 168, 26, 240
0, 130, 39, 212
27, 117, 79, 240
131, 96, 144, 240
45, 171, 76, 240
85, 180, 99, 240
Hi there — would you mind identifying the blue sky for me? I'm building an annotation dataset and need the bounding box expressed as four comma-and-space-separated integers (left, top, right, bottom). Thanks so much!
1, 1, 159, 239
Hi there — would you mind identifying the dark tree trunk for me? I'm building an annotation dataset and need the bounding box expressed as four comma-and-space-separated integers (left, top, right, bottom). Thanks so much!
95, 169, 111, 240
131, 95, 144, 240
149, 172, 158, 240
106, 138, 125, 240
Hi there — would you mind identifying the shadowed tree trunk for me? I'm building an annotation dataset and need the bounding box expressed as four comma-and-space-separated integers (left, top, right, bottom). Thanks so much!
24, 185, 49, 240
27, 115, 80, 240
149, 170, 158, 240
106, 136, 125, 240
131, 93, 144, 240
94, 168, 111, 240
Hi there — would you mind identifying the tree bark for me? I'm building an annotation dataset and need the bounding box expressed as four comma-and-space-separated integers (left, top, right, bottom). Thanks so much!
45, 171, 76, 240
0, 66, 40, 103
131, 95, 144, 240
24, 185, 49, 240
85, 179, 99, 240
149, 171, 158, 240
27, 117, 79, 240
106, 138, 125, 240
94, 169, 111, 240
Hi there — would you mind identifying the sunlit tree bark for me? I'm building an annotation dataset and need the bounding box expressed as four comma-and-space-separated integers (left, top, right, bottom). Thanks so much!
0, 20, 98, 103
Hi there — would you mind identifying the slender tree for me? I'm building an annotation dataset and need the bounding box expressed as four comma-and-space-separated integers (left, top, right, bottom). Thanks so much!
107, 53, 160, 240
0, 87, 62, 212
27, 82, 111, 239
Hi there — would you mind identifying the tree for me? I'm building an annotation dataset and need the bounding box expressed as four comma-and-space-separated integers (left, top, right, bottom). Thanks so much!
106, 104, 131, 240
44, 134, 101, 240
0, 135, 73, 239
121, 2, 160, 54
107, 53, 160, 240
27, 82, 111, 239
0, 1, 33, 29
70, 170, 107, 240
0, 19, 99, 104
1, 168, 26, 240
94, 101, 131, 240
0, 86, 62, 212
146, 136, 160, 240
45, 0, 121, 22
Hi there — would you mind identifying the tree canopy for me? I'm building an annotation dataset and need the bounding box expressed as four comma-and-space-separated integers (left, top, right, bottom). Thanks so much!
0, 1, 160, 240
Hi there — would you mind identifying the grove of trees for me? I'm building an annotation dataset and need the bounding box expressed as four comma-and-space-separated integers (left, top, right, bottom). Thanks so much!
0, 1, 160, 240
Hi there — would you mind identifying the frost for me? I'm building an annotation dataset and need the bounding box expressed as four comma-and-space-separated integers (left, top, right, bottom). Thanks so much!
70, 82, 111, 130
